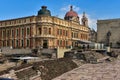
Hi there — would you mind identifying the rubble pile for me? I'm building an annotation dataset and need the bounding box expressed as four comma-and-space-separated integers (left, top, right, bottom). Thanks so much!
0, 68, 10, 76
87, 51, 106, 59
0, 64, 32, 76
64, 50, 107, 63
38, 58, 77, 80
109, 49, 120, 57
16, 67, 37, 79
78, 51, 107, 63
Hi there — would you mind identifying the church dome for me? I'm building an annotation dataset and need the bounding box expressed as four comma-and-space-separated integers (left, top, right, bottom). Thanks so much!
64, 6, 79, 22
38, 6, 51, 16
65, 6, 78, 17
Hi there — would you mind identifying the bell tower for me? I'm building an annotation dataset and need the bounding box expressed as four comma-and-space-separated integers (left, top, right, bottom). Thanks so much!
81, 12, 88, 27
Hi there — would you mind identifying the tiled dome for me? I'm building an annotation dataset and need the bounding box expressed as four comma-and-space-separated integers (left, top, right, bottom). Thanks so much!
65, 6, 78, 17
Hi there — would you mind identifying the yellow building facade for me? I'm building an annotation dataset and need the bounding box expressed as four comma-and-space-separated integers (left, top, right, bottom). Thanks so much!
0, 6, 89, 49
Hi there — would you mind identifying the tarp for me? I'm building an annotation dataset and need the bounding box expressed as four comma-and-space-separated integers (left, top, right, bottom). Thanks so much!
12, 56, 39, 60
77, 40, 91, 44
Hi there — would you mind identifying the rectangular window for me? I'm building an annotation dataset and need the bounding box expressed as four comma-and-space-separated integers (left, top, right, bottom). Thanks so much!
77, 33, 78, 38
27, 28, 30, 35
2, 30, 5, 38
81, 34, 83, 39
16, 40, 19, 47
63, 40, 65, 46
2, 41, 4, 47
7, 30, 9, 37
74, 33, 76, 38
24, 19, 26, 23
19, 20, 21, 23
27, 39, 29, 47
16, 29, 19, 37
63, 30, 65, 36
7, 40, 9, 46
21, 28, 24, 36
21, 40, 24, 47
9, 21, 11, 25
72, 32, 74, 38
60, 29, 62, 35
57, 29, 59, 35
66, 30, 68, 36
14, 21, 16, 24
39, 28, 41, 35
12, 30, 14, 37
60, 40, 62, 46
86, 35, 88, 40
57, 40, 59, 46
12, 40, 14, 47
66, 41, 68, 46
43, 27, 47, 35
49, 28, 51, 35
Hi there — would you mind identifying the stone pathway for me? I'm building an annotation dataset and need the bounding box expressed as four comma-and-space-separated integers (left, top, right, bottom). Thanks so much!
53, 60, 120, 80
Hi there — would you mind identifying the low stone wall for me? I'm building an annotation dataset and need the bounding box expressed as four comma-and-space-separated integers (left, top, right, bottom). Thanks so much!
57, 47, 70, 58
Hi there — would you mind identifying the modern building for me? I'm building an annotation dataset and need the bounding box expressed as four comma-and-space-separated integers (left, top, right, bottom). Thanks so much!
0, 6, 90, 49
97, 19, 120, 48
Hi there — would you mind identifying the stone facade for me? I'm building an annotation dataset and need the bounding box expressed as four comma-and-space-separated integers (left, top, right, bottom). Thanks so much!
97, 19, 120, 48
89, 28, 97, 42
0, 6, 89, 49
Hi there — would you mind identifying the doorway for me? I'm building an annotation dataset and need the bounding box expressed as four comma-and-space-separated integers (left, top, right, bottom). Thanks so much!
43, 40, 48, 48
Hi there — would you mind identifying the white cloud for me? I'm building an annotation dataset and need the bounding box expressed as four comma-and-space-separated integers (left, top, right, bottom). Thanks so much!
88, 17, 97, 30
59, 5, 97, 30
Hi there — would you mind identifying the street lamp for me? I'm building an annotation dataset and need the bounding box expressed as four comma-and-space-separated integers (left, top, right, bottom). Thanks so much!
106, 31, 111, 47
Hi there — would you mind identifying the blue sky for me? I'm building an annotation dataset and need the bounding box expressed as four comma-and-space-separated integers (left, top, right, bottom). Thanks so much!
0, 0, 120, 30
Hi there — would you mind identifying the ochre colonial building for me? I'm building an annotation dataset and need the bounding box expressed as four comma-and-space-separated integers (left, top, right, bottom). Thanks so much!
0, 6, 89, 49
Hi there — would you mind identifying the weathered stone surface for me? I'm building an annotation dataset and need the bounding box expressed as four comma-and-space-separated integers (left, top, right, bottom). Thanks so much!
53, 59, 120, 80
